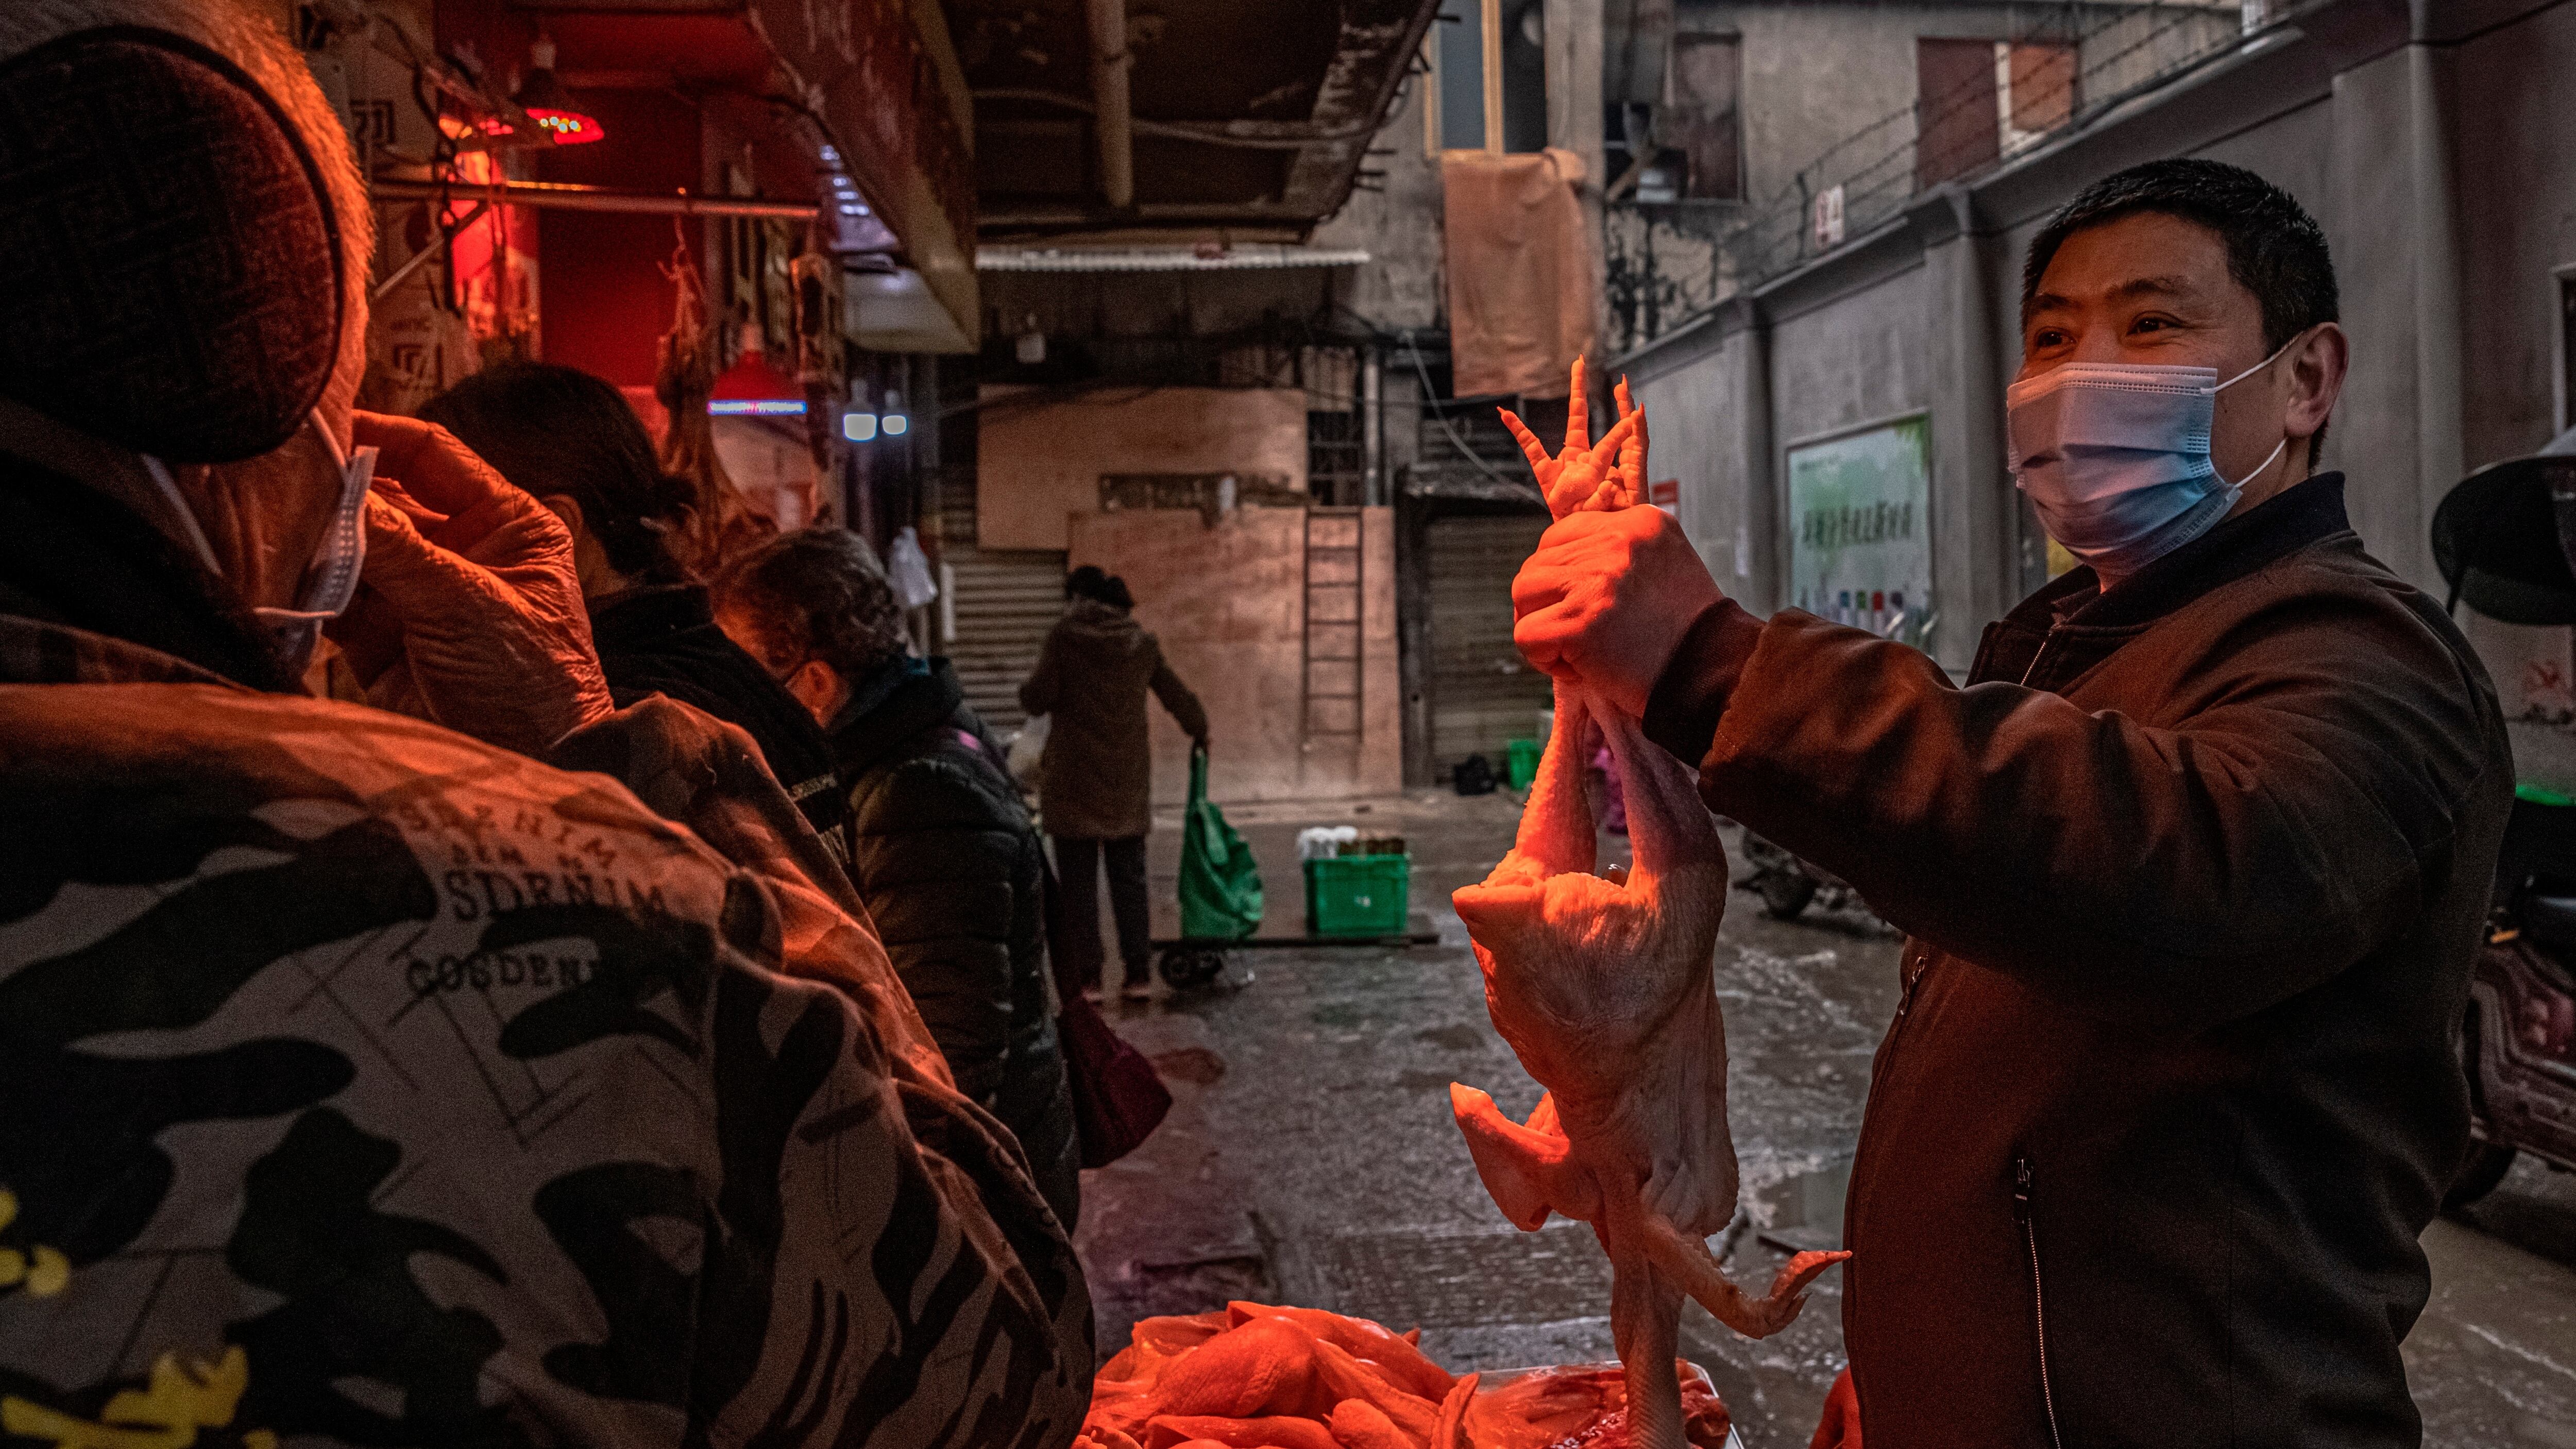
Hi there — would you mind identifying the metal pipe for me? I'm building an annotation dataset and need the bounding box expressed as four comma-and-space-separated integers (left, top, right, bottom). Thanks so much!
973, 88, 1383, 148
368, 177, 818, 220
1480, 0, 1504, 154
1087, 0, 1134, 208
370, 197, 489, 304
1362, 346, 1385, 507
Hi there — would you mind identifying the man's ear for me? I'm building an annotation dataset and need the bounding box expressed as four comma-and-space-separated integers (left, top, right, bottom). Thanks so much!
2285, 322, 2349, 442
785, 658, 844, 723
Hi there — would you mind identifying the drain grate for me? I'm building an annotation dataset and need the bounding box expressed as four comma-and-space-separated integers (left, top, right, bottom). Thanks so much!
1311, 1225, 1612, 1330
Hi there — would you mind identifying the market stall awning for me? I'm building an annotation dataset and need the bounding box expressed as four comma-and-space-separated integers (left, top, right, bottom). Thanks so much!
977, 244, 1371, 273
944, 0, 1440, 242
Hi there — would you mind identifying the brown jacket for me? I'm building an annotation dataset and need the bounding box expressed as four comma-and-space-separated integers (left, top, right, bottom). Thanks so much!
1020, 598, 1207, 839
1644, 477, 2511, 1448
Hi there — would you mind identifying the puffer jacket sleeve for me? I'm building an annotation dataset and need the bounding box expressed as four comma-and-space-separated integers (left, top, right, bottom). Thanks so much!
845, 753, 1025, 1105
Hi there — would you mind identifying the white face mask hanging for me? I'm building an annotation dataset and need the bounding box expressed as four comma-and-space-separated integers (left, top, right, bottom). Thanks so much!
2005, 332, 2303, 576
247, 414, 376, 673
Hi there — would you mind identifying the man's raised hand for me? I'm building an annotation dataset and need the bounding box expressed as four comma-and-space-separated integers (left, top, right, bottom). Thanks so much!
337, 411, 615, 756
1512, 504, 1721, 719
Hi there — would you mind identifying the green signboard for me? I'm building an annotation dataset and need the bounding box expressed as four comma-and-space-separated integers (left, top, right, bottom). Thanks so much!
1786, 415, 1934, 647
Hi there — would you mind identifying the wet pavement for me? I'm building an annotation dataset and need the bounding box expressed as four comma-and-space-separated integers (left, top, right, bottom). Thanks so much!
1069, 789, 2576, 1448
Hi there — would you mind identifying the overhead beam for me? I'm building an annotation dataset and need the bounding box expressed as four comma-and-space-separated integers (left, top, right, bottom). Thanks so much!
970, 0, 1442, 239
979, 201, 1342, 229
1088, 0, 1135, 209
369, 177, 819, 220
1275, 0, 1445, 219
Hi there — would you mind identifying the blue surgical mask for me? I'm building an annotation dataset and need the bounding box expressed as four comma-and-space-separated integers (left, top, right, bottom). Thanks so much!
2006, 336, 2297, 575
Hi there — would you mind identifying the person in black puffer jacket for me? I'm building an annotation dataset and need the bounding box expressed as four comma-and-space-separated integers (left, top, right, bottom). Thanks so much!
419, 363, 851, 853
713, 528, 1081, 1227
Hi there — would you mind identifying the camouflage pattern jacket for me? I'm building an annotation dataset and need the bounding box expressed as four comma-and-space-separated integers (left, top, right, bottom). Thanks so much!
0, 613, 1092, 1448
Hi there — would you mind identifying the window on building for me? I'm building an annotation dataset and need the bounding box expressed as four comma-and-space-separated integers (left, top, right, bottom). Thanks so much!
1666, 33, 1742, 200
1432, 1, 1548, 153
1917, 38, 2078, 188
1916, 39, 2001, 188
1601, 30, 1739, 204
1435, 11, 1485, 150
2003, 42, 2077, 155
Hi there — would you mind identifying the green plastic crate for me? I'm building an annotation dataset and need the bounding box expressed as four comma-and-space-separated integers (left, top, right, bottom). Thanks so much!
1304, 854, 1411, 938
1505, 736, 1541, 788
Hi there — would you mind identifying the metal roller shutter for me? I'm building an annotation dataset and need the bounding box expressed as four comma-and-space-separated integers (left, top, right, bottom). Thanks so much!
1428, 513, 1553, 774
938, 487, 1065, 737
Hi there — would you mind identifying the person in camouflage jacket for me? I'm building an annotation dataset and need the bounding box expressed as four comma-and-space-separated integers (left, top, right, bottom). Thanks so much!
0, 3, 1091, 1444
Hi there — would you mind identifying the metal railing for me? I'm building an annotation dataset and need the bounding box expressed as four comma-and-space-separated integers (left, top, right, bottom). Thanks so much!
1623, 1, 2266, 347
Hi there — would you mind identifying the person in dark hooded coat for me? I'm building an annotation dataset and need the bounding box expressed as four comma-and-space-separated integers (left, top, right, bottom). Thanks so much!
1019, 566, 1207, 1001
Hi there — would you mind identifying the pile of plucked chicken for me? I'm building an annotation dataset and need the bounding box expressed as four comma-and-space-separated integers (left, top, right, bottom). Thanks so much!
1074, 1303, 1733, 1449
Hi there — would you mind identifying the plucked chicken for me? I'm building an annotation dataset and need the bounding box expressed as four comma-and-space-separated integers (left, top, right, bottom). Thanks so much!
1075, 1304, 1733, 1449
1453, 369, 1849, 1449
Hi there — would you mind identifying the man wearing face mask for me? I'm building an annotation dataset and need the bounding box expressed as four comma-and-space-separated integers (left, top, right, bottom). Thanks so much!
0, 4, 1090, 1444
1514, 159, 2512, 1446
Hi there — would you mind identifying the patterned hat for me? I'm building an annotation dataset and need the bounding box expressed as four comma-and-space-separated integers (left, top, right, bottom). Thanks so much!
0, 9, 349, 463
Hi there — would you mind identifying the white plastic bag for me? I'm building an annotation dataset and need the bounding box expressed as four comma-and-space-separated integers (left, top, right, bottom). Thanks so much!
1008, 713, 1050, 787
886, 526, 938, 610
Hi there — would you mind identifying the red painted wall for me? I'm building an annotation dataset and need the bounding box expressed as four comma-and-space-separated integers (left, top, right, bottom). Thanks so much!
534, 87, 702, 390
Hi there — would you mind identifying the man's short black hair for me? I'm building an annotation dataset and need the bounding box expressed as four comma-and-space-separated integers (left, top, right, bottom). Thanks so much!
2021, 158, 2339, 353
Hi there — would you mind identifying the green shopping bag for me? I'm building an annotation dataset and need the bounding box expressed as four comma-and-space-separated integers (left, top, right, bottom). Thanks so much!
1178, 747, 1262, 939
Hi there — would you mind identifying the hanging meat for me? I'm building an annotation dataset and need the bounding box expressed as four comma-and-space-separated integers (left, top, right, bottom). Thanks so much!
652, 232, 770, 574
1454, 368, 1850, 1449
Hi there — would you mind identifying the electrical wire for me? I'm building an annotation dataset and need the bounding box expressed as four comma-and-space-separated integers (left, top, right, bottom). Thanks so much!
970, 88, 1385, 149
1400, 329, 1534, 496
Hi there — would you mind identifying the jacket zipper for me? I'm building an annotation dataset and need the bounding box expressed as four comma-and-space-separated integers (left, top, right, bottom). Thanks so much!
1859, 945, 1934, 1199
2014, 1155, 2066, 1449
1894, 942, 1932, 1018
2017, 630, 2056, 688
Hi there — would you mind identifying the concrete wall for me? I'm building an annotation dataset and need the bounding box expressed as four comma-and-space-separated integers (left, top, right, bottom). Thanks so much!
1067, 506, 1402, 806
2443, 0, 2576, 734
1617, 0, 2576, 707
1632, 321, 1759, 597
2452, 1, 2576, 462
976, 386, 1311, 550
1311, 55, 1450, 334
1768, 268, 1934, 461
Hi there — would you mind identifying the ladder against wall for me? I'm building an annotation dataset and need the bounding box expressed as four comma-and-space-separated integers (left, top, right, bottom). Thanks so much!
1303, 509, 1365, 789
